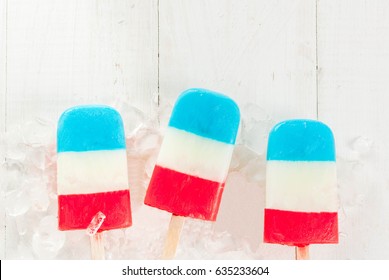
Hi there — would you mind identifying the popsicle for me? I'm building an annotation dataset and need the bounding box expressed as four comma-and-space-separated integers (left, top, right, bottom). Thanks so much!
144, 88, 240, 258
264, 119, 338, 259
57, 105, 132, 259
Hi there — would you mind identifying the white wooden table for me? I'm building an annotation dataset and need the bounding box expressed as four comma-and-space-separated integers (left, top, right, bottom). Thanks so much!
1, 0, 389, 259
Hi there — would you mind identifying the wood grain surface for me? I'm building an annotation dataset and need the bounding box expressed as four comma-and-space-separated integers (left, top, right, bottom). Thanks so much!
0, 0, 7, 261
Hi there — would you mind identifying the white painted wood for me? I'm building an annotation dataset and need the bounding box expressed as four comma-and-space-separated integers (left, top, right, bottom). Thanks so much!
0, 0, 6, 260
159, 0, 317, 258
0, 0, 5, 130
318, 0, 389, 259
6, 0, 158, 127
159, 0, 317, 120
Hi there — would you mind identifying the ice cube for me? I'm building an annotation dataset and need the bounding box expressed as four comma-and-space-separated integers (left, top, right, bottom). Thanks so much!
32, 215, 66, 259
7, 243, 35, 260
243, 124, 268, 155
134, 129, 161, 153
121, 206, 169, 259
86, 211, 106, 236
15, 215, 28, 236
3, 165, 23, 190
6, 189, 30, 217
240, 104, 273, 155
119, 103, 145, 136
229, 145, 257, 171
25, 147, 46, 170
241, 158, 266, 184
22, 120, 53, 147
104, 229, 125, 258
28, 178, 50, 212
5, 142, 26, 163
350, 136, 373, 157
243, 103, 269, 123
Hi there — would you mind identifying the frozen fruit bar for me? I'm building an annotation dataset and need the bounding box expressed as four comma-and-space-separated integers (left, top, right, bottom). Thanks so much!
144, 88, 240, 221
57, 105, 132, 231
264, 119, 338, 246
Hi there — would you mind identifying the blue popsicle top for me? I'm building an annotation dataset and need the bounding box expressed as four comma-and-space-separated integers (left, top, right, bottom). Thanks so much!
267, 119, 335, 161
57, 105, 126, 152
168, 88, 240, 144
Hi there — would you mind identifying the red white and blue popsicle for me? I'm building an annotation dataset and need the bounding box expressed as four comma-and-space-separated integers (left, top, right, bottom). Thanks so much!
57, 105, 132, 233
144, 88, 240, 258
264, 119, 338, 259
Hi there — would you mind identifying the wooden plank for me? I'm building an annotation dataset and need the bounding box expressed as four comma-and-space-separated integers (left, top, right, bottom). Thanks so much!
159, 0, 317, 118
6, 0, 158, 126
159, 0, 317, 258
0, 0, 6, 260
318, 0, 389, 259
5, 0, 158, 258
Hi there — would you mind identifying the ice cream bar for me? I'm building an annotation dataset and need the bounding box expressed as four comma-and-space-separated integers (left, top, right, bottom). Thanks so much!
264, 119, 338, 246
57, 105, 132, 231
144, 88, 240, 221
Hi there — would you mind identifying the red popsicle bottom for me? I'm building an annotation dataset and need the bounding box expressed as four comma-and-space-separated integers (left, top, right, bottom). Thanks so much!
264, 208, 338, 246
58, 189, 132, 231
144, 165, 225, 221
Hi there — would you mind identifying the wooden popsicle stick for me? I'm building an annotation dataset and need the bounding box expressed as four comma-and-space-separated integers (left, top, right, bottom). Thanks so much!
162, 214, 186, 259
90, 232, 105, 260
295, 245, 309, 260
